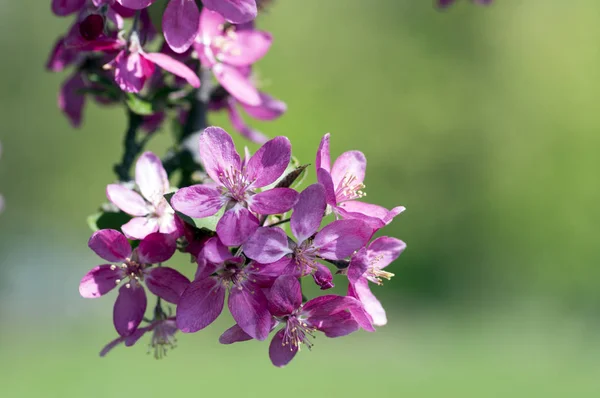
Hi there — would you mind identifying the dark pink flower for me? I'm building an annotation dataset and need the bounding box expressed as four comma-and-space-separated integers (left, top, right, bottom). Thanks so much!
79, 229, 188, 336
107, 151, 181, 240
244, 183, 372, 289
267, 276, 361, 367
347, 236, 406, 330
171, 127, 297, 246
195, 9, 272, 106
100, 317, 179, 358
202, 0, 257, 24
105, 32, 200, 93
59, 72, 86, 128
118, 0, 199, 53
176, 237, 285, 340
316, 133, 405, 229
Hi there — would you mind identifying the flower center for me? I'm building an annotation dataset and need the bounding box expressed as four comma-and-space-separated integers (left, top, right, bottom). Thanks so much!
218, 165, 253, 203
213, 26, 242, 60
293, 241, 318, 275
365, 254, 394, 285
335, 172, 366, 203
218, 263, 249, 289
281, 312, 316, 351
111, 258, 146, 288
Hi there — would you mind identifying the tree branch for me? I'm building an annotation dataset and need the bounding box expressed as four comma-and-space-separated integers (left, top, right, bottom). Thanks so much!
113, 109, 144, 181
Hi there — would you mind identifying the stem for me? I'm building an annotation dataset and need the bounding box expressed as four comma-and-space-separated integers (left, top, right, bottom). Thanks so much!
113, 109, 143, 181
164, 67, 213, 185
268, 217, 291, 227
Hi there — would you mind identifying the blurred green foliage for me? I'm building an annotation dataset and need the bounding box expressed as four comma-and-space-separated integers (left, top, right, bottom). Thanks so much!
1, 1, 600, 396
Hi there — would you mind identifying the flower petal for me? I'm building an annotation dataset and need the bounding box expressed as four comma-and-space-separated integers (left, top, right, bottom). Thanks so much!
106, 184, 149, 216
52, 0, 86, 16
79, 264, 120, 298
352, 277, 387, 326
216, 206, 259, 246
219, 324, 253, 344
113, 284, 147, 337
313, 219, 371, 260
59, 72, 86, 128
303, 295, 362, 318
143, 52, 200, 87
347, 282, 375, 332
347, 247, 369, 285
113, 50, 154, 93
249, 257, 296, 287
337, 201, 405, 228
88, 229, 131, 262
135, 151, 169, 205
199, 126, 242, 184
219, 30, 272, 67
240, 92, 286, 121
249, 188, 298, 215
121, 216, 159, 240
310, 311, 359, 337
367, 236, 407, 270
202, 0, 257, 24
316, 168, 337, 206
136, 232, 177, 264
176, 277, 226, 333
245, 136, 291, 188
291, 184, 326, 243
267, 275, 302, 317
171, 185, 224, 219
213, 63, 261, 106
331, 150, 367, 189
243, 226, 291, 264
269, 329, 298, 367
162, 0, 200, 53
226, 98, 269, 144
228, 283, 271, 341
145, 267, 190, 304
315, 133, 331, 173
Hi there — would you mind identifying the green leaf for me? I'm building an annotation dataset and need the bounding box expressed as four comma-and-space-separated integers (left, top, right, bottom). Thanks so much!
87, 211, 132, 232
125, 93, 157, 116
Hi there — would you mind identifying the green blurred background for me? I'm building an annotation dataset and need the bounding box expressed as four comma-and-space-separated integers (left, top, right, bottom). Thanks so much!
2, 0, 600, 396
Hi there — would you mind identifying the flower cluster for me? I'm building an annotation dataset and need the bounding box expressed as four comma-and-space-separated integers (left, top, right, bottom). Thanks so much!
48, 0, 283, 142
49, 1, 408, 367
79, 127, 406, 366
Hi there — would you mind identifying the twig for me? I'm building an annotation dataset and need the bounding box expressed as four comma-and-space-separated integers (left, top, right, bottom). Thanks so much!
113, 109, 144, 181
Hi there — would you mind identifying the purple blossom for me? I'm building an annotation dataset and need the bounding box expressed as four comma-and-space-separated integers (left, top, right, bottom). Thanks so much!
176, 237, 286, 340
105, 33, 200, 93
59, 72, 86, 128
51, 0, 86, 16
107, 151, 181, 240
316, 133, 405, 229
171, 127, 298, 246
347, 237, 406, 330
79, 229, 189, 336
244, 183, 372, 289
195, 8, 272, 106
267, 276, 361, 367
117, 0, 200, 53
100, 317, 179, 358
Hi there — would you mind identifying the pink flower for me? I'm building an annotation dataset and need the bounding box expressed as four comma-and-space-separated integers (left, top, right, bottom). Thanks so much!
105, 32, 201, 93
107, 151, 180, 240
347, 237, 406, 330
59, 72, 86, 128
316, 133, 405, 229
267, 276, 361, 367
171, 127, 298, 246
176, 237, 286, 340
51, 0, 86, 16
79, 229, 189, 336
195, 8, 272, 106
118, 0, 200, 53
244, 184, 373, 290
